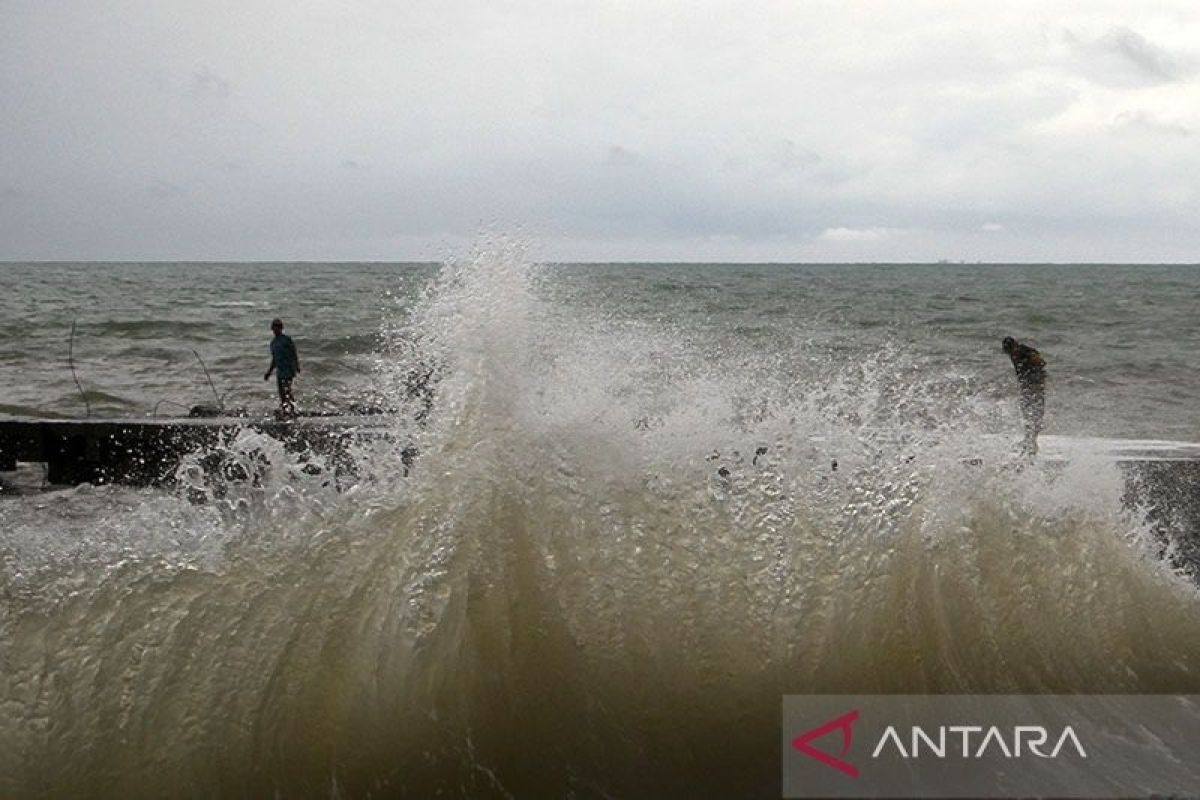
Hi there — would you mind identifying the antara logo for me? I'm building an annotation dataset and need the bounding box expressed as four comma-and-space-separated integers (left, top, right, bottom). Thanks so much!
793, 710, 1088, 778
792, 709, 861, 778
871, 725, 1087, 759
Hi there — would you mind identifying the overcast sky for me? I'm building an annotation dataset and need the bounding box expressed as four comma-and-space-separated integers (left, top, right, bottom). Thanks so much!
1, 1, 1198, 262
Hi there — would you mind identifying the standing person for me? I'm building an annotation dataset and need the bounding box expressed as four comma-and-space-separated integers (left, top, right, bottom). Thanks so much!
1002, 336, 1045, 455
264, 318, 300, 416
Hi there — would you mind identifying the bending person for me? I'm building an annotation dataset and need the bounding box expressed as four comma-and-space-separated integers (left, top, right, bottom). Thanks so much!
1002, 336, 1045, 455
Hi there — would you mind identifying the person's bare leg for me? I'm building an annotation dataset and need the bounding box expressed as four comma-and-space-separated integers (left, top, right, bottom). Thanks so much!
1019, 388, 1044, 456
277, 378, 296, 417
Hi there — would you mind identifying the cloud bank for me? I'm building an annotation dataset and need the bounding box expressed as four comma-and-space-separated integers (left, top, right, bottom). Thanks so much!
1, 1, 1198, 261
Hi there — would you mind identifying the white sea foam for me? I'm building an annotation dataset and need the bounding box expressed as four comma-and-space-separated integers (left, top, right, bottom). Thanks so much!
2, 243, 1200, 797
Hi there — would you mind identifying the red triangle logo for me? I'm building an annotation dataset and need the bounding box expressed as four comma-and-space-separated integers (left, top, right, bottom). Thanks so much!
791, 709, 860, 778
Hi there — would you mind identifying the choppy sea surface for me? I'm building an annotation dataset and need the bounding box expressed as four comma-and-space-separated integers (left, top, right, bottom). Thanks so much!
3, 249, 1200, 797
1, 258, 1198, 438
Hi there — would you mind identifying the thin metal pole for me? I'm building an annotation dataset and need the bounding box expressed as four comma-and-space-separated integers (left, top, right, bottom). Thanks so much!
69, 320, 91, 417
192, 349, 221, 409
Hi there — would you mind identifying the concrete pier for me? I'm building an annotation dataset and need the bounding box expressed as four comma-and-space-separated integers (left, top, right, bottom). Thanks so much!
0, 415, 392, 487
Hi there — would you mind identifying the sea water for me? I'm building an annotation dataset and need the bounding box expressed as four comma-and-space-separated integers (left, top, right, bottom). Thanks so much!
2, 245, 1200, 797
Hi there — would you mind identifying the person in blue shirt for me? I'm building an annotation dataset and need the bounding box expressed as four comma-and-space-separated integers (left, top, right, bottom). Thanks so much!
264, 318, 300, 415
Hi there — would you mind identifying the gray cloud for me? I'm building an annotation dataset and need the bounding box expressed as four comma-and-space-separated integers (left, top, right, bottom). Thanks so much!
147, 181, 185, 200
1110, 110, 1192, 137
1097, 27, 1184, 81
1065, 26, 1192, 86
1, 2, 1199, 262
768, 140, 821, 173
603, 145, 639, 167
188, 68, 232, 100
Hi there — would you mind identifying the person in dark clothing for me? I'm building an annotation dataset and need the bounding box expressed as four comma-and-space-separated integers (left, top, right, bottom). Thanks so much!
264, 318, 300, 416
1002, 336, 1045, 455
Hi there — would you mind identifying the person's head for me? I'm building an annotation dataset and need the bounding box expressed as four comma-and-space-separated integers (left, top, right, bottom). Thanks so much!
271, 318, 284, 335
1001, 336, 1016, 354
